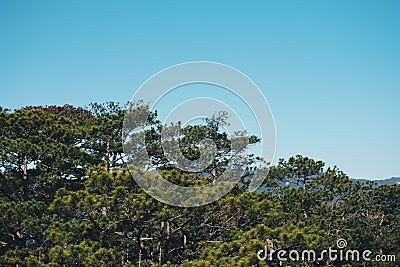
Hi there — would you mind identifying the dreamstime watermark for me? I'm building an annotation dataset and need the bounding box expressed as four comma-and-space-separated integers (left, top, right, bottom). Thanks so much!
122, 62, 276, 207
257, 238, 396, 263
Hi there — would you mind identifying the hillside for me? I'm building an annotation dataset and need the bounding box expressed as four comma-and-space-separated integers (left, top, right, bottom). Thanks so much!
351, 177, 400, 186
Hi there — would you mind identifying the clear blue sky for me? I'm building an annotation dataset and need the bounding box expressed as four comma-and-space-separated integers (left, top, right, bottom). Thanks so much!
1, 1, 399, 179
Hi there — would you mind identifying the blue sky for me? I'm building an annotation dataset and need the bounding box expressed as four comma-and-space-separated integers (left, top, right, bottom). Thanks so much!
1, 1, 399, 179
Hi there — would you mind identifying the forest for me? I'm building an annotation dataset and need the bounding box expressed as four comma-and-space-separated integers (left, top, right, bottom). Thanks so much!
0, 102, 398, 266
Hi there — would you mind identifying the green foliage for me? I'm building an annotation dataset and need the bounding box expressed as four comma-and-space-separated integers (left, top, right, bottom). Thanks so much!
0, 103, 398, 266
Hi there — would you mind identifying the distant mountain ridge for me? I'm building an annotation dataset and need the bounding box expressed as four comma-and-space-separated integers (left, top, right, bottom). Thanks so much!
351, 177, 400, 186
274, 177, 400, 189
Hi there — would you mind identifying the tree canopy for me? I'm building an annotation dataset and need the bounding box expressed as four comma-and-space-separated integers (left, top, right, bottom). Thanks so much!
0, 103, 398, 266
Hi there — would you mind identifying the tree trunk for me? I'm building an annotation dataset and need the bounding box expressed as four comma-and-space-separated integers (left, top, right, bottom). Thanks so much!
23, 155, 28, 180
106, 139, 111, 172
